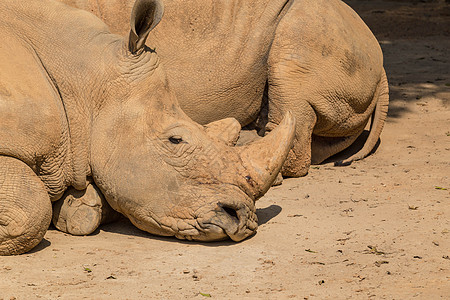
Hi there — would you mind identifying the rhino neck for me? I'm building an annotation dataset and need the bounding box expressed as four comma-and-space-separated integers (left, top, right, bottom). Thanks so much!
1, 0, 122, 190
43, 39, 122, 190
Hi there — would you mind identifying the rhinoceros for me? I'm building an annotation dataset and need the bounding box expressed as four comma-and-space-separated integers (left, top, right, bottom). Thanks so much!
0, 0, 295, 255
61, 0, 389, 177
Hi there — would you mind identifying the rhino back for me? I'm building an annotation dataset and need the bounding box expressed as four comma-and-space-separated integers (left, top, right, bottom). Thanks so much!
148, 0, 293, 125
59, 0, 382, 133
59, 0, 133, 35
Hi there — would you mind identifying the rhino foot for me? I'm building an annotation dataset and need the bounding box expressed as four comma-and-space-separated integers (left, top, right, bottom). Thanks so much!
0, 156, 52, 256
52, 182, 120, 236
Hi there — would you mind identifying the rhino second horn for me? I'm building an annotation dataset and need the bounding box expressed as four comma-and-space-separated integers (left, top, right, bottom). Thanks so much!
238, 111, 296, 199
204, 118, 241, 146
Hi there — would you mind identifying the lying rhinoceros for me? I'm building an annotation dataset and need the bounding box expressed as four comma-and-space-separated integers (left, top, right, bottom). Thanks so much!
0, 0, 295, 255
61, 0, 389, 177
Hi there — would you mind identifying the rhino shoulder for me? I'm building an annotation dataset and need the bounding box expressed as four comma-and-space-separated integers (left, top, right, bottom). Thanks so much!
0, 33, 71, 200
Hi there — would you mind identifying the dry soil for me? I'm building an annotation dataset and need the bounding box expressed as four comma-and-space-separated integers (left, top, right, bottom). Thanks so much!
0, 1, 449, 299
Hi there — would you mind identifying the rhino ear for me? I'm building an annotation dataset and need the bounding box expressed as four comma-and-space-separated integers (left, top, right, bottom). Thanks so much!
128, 0, 164, 54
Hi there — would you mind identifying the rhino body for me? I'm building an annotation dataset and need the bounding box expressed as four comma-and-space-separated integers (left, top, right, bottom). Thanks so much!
62, 0, 389, 177
0, 0, 295, 255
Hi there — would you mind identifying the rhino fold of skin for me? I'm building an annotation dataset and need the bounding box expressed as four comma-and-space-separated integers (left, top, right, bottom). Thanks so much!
0, 0, 296, 255
62, 0, 390, 177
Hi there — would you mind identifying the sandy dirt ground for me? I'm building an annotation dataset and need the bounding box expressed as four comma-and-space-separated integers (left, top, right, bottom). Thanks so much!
1, 1, 449, 299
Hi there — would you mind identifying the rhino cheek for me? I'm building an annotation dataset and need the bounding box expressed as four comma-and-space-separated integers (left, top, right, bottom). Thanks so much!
93, 159, 202, 239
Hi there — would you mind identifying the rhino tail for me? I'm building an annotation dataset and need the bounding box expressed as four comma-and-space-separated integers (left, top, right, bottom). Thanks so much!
336, 68, 389, 166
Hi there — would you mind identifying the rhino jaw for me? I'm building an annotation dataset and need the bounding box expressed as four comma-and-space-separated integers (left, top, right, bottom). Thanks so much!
119, 186, 258, 242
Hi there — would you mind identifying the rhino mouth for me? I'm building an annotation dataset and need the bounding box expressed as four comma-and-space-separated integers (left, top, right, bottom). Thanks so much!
126, 200, 258, 242
168, 200, 257, 242
194, 202, 258, 242
122, 184, 258, 242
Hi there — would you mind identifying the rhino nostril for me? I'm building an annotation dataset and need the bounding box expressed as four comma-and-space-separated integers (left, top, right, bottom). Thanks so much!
220, 204, 239, 223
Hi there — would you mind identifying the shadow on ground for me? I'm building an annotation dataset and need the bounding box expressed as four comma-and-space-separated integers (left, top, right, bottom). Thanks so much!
89, 204, 282, 247
28, 238, 51, 254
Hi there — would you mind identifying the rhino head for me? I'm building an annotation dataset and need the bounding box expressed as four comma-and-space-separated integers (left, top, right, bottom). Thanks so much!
88, 0, 295, 241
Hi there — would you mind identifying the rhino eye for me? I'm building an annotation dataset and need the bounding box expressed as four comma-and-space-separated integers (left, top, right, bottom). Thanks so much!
169, 136, 183, 144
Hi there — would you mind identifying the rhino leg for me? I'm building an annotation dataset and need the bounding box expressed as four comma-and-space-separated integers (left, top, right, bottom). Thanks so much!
263, 93, 317, 178
310, 132, 362, 165
52, 182, 121, 236
281, 109, 317, 178
265, 0, 386, 177
266, 79, 364, 177
0, 156, 52, 255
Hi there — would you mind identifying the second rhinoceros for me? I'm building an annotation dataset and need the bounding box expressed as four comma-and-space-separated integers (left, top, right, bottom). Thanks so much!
0, 0, 295, 255
61, 0, 389, 177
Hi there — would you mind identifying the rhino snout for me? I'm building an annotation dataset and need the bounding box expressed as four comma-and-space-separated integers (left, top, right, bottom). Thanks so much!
194, 201, 258, 242
219, 202, 258, 242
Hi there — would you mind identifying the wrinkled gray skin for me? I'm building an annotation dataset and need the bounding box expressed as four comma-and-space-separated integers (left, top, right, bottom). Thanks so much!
0, 0, 295, 255
62, 0, 389, 177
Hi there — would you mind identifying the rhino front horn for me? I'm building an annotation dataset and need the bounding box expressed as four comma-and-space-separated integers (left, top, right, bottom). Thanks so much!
238, 111, 296, 199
